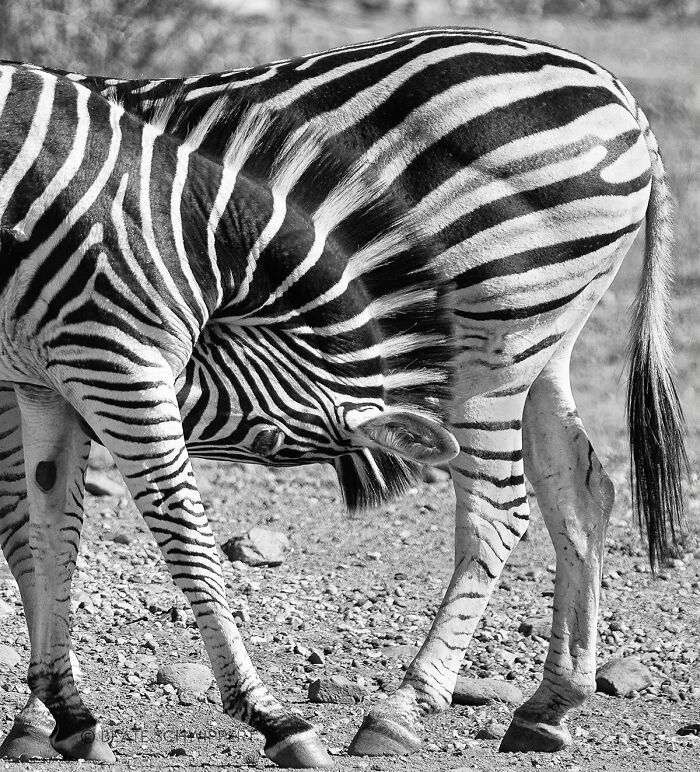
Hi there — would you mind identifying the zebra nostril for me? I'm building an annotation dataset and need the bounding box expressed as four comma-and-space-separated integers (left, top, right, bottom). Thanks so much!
251, 427, 284, 457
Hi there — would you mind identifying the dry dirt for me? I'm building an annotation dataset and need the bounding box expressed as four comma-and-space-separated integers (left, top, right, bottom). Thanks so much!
1, 453, 698, 772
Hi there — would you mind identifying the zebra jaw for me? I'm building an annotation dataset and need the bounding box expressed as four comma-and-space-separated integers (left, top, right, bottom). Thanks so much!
346, 409, 459, 466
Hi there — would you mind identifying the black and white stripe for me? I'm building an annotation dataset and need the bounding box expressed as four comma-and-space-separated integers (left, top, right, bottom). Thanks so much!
0, 26, 687, 765
0, 58, 456, 767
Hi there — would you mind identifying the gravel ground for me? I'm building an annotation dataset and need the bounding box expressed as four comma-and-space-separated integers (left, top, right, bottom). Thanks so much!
0, 455, 698, 772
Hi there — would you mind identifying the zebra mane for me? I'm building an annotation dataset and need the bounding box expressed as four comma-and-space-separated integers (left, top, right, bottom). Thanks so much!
105, 79, 455, 512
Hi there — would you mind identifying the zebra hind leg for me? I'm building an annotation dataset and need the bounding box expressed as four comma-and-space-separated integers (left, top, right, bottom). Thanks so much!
13, 384, 113, 762
350, 389, 531, 756
500, 360, 614, 752
73, 372, 333, 769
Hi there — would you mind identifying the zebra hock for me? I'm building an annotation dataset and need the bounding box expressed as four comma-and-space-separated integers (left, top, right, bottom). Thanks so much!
0, 62, 457, 768
0, 26, 689, 764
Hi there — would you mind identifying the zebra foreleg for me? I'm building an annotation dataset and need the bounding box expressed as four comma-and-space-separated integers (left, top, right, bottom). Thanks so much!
13, 384, 111, 762
0, 385, 56, 760
350, 390, 530, 756
0, 384, 88, 760
500, 360, 613, 752
74, 374, 333, 769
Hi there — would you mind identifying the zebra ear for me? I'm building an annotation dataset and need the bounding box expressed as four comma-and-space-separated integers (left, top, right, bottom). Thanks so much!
348, 410, 459, 465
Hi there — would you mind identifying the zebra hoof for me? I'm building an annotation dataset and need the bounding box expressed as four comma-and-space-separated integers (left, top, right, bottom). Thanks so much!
265, 728, 334, 768
348, 713, 421, 756
499, 715, 571, 753
0, 718, 60, 760
51, 723, 116, 763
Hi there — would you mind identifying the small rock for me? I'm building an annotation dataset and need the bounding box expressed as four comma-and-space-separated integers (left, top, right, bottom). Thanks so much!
596, 657, 653, 696
88, 443, 115, 471
72, 589, 96, 614
168, 747, 187, 757
525, 568, 545, 580
452, 677, 522, 706
518, 616, 552, 639
222, 527, 290, 567
307, 649, 325, 665
380, 644, 419, 661
677, 724, 700, 736
112, 532, 133, 545
0, 644, 21, 666
84, 468, 125, 497
475, 723, 508, 740
422, 465, 450, 483
178, 689, 196, 706
308, 676, 365, 705
156, 662, 214, 697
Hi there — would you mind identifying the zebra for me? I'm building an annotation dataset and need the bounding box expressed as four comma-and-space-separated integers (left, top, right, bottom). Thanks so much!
0, 61, 459, 768
0, 25, 688, 765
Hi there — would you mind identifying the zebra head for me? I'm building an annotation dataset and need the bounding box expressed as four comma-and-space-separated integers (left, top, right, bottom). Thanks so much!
160, 102, 460, 508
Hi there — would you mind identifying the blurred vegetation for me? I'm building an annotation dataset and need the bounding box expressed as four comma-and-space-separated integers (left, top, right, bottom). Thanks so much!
0, 1, 698, 77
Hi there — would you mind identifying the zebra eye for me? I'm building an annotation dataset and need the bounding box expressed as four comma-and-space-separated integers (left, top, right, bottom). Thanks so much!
251, 426, 285, 457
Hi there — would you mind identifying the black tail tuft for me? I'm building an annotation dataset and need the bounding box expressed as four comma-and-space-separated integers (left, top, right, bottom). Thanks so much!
626, 343, 688, 569
627, 113, 689, 570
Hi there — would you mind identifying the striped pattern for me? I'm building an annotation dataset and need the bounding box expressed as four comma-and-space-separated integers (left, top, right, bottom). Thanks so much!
0, 58, 454, 766
0, 26, 687, 764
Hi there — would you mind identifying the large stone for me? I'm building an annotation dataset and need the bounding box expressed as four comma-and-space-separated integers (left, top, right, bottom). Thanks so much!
452, 677, 523, 706
0, 644, 21, 667
308, 676, 365, 705
156, 662, 214, 697
84, 468, 125, 497
222, 527, 290, 567
475, 722, 508, 740
0, 598, 15, 617
595, 657, 653, 696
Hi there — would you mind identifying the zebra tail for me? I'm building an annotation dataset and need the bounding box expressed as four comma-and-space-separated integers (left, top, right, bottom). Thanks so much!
626, 113, 689, 570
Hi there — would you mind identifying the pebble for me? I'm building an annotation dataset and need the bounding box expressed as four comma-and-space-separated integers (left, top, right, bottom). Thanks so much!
307, 649, 325, 665
596, 657, 653, 696
452, 677, 523, 706
222, 527, 290, 566
518, 616, 552, 639
156, 662, 214, 697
